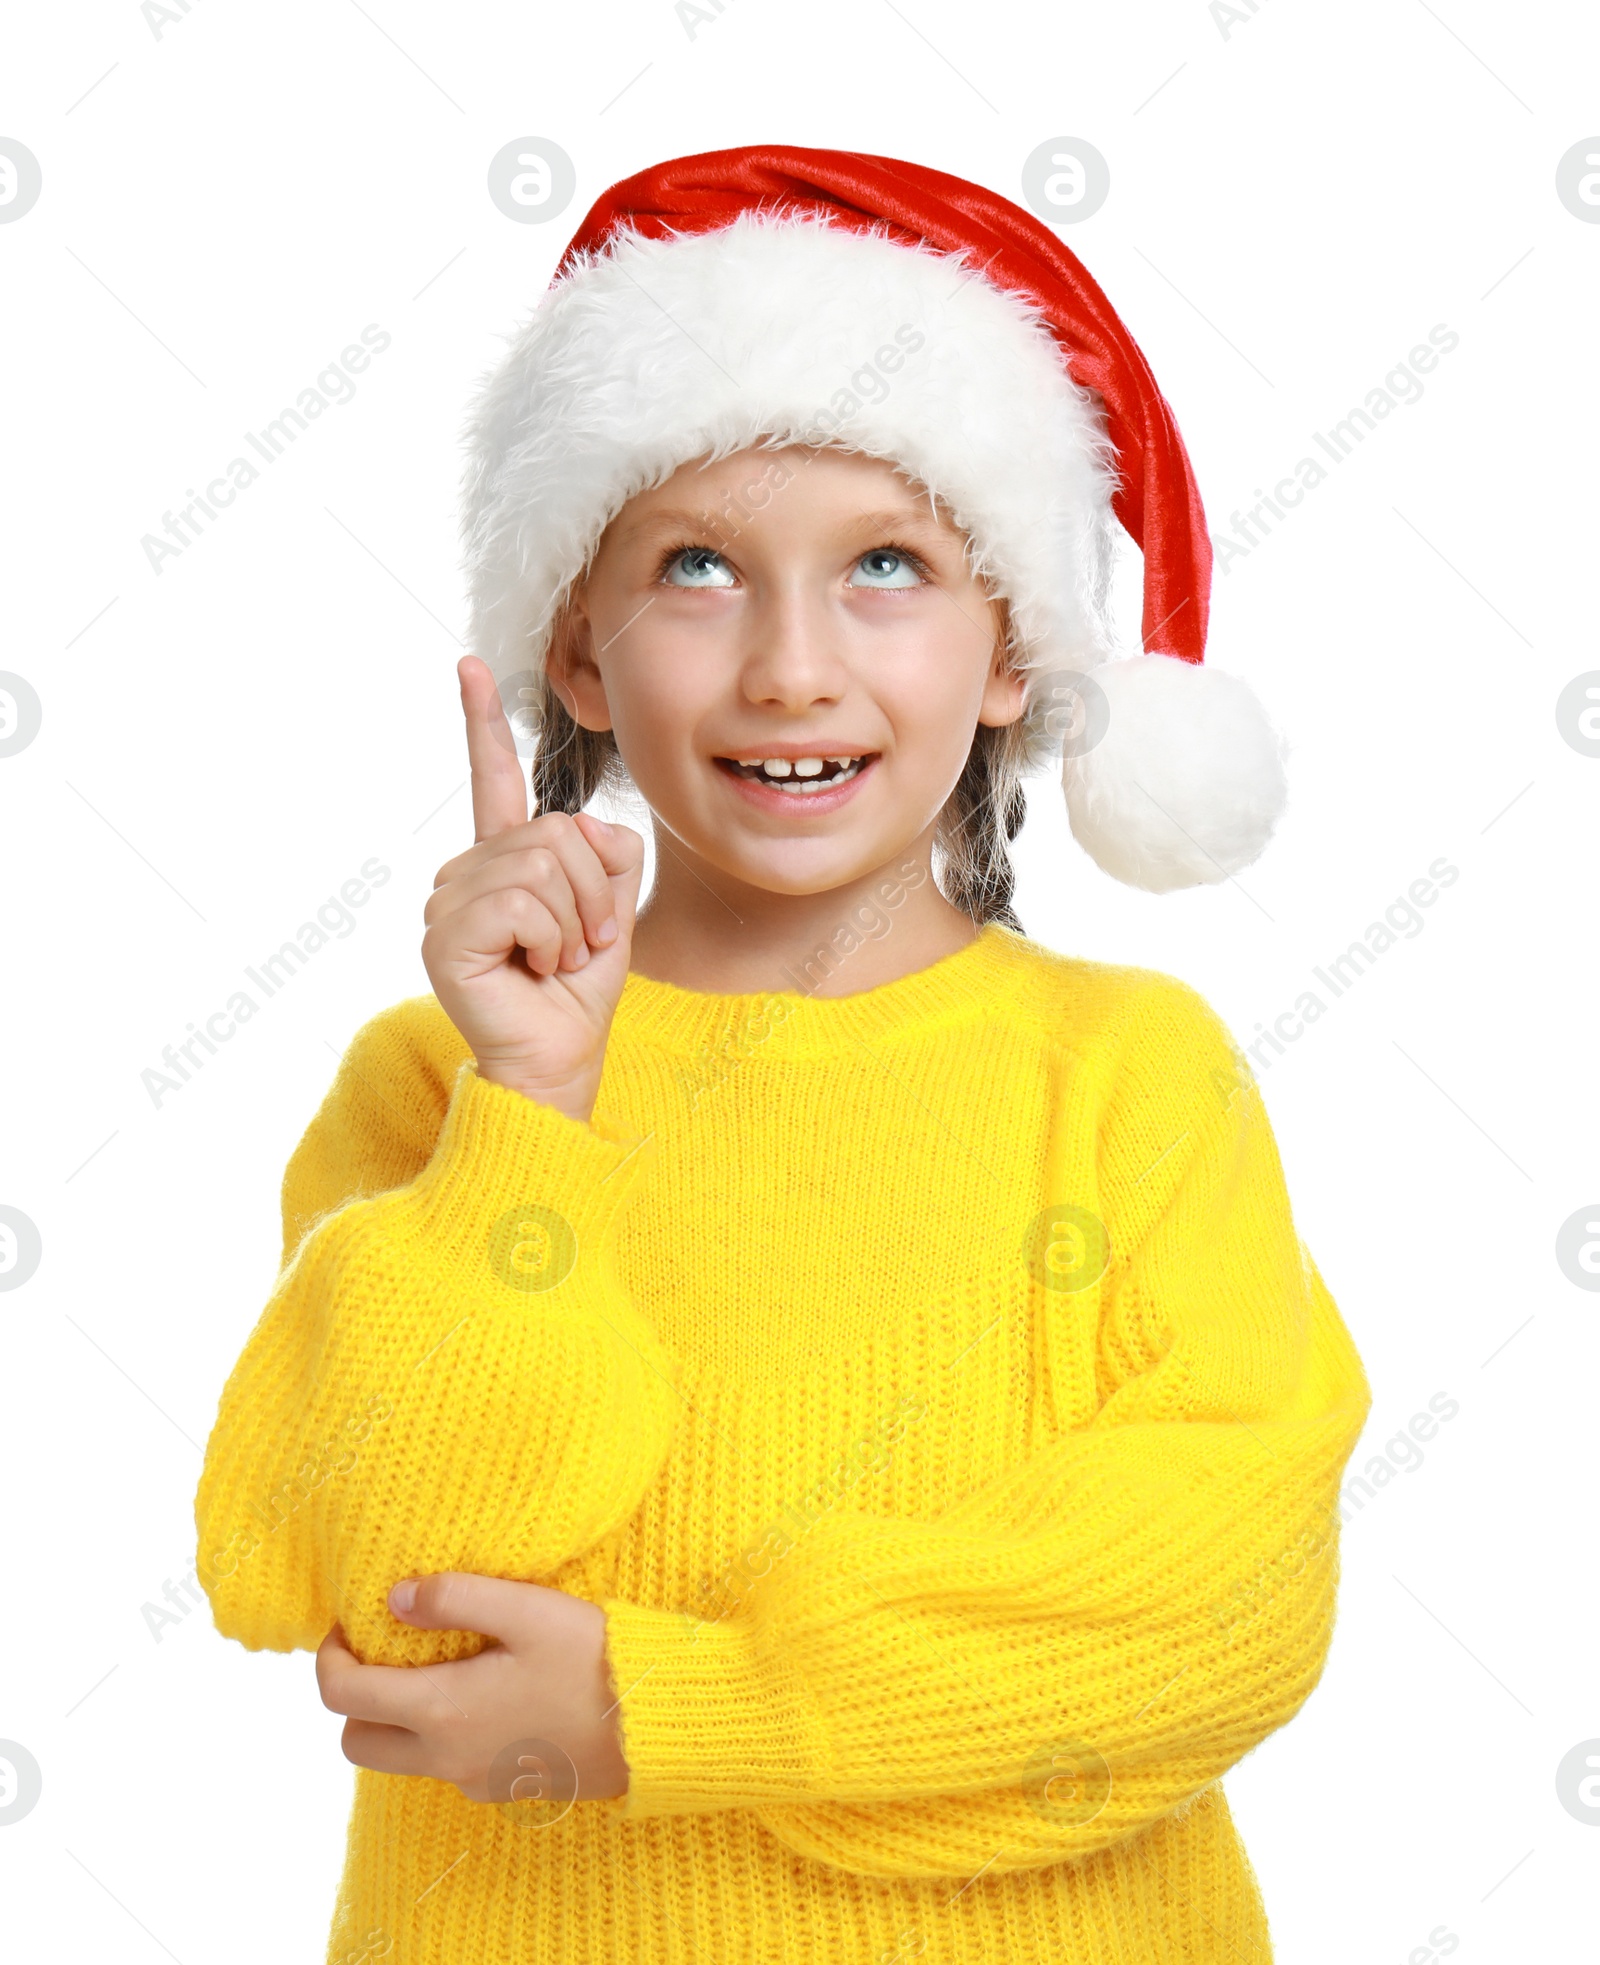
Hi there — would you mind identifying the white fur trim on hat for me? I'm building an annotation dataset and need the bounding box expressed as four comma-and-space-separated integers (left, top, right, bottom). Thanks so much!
459, 207, 1121, 776
1061, 653, 1289, 892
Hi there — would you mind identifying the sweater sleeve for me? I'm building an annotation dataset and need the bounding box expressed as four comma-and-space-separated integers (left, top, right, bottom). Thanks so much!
194, 1001, 681, 1667
597, 976, 1372, 1875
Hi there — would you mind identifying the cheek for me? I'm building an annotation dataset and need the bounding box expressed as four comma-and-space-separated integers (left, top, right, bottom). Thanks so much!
856, 608, 997, 746
600, 628, 724, 749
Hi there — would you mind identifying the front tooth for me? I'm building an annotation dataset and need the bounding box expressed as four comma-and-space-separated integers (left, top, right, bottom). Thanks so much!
792, 758, 825, 777
762, 758, 792, 778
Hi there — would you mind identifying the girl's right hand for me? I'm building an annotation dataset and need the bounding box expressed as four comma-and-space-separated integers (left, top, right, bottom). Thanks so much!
421, 656, 645, 1125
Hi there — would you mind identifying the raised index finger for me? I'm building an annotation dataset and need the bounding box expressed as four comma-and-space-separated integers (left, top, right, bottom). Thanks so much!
459, 655, 529, 843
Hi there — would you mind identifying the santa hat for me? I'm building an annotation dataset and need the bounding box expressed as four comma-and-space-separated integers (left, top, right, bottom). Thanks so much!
459, 144, 1289, 893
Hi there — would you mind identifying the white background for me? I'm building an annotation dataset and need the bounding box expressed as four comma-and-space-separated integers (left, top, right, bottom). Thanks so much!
2, 2, 1596, 1960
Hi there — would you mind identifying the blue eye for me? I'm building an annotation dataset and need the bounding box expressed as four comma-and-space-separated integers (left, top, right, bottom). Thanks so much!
662, 547, 735, 587
849, 548, 924, 589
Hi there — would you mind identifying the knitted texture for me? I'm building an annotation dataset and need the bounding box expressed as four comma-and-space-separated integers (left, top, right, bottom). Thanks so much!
194, 923, 1371, 1963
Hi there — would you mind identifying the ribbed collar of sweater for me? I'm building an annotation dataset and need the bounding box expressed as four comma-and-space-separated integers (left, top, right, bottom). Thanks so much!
614, 919, 1028, 1062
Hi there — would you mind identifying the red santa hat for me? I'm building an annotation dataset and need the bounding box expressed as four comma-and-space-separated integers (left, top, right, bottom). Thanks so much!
459, 144, 1289, 893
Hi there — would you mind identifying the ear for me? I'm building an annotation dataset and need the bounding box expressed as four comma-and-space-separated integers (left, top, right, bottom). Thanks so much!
976, 599, 1028, 730
546, 589, 614, 733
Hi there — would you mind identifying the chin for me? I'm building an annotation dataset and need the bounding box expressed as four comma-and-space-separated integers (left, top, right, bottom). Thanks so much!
716, 837, 892, 897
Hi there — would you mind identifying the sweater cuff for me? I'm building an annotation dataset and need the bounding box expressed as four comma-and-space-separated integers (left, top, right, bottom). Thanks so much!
599, 1599, 832, 1817
403, 1059, 655, 1271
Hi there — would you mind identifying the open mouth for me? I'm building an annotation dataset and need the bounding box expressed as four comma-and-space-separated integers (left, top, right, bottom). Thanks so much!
715, 753, 878, 795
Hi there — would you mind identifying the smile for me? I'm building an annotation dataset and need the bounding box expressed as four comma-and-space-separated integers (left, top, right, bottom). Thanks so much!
713, 753, 879, 808
722, 753, 872, 791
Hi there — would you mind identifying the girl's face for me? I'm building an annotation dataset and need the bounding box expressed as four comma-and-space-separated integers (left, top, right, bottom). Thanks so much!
548, 444, 1025, 903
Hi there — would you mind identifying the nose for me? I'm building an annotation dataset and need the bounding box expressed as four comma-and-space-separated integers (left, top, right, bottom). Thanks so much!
737, 579, 850, 714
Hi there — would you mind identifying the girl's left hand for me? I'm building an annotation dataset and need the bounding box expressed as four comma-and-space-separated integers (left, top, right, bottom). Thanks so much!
316, 1573, 631, 1805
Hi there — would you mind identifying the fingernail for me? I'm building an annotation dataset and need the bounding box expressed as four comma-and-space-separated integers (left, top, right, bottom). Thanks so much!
596, 918, 618, 946
573, 942, 590, 967
592, 818, 614, 838
389, 1579, 417, 1616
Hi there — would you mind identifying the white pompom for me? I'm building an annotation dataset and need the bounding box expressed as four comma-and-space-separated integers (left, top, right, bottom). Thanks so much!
1060, 653, 1289, 893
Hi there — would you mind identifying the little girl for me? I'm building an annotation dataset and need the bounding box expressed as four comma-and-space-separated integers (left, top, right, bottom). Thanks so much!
195, 146, 1372, 1964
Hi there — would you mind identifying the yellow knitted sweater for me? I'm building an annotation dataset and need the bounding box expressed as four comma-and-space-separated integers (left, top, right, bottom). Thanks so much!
195, 922, 1371, 1963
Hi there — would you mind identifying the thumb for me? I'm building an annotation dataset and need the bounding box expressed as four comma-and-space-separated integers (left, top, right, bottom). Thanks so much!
388, 1571, 553, 1642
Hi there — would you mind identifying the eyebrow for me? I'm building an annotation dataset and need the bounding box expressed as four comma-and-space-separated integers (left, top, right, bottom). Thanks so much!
614, 503, 953, 545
